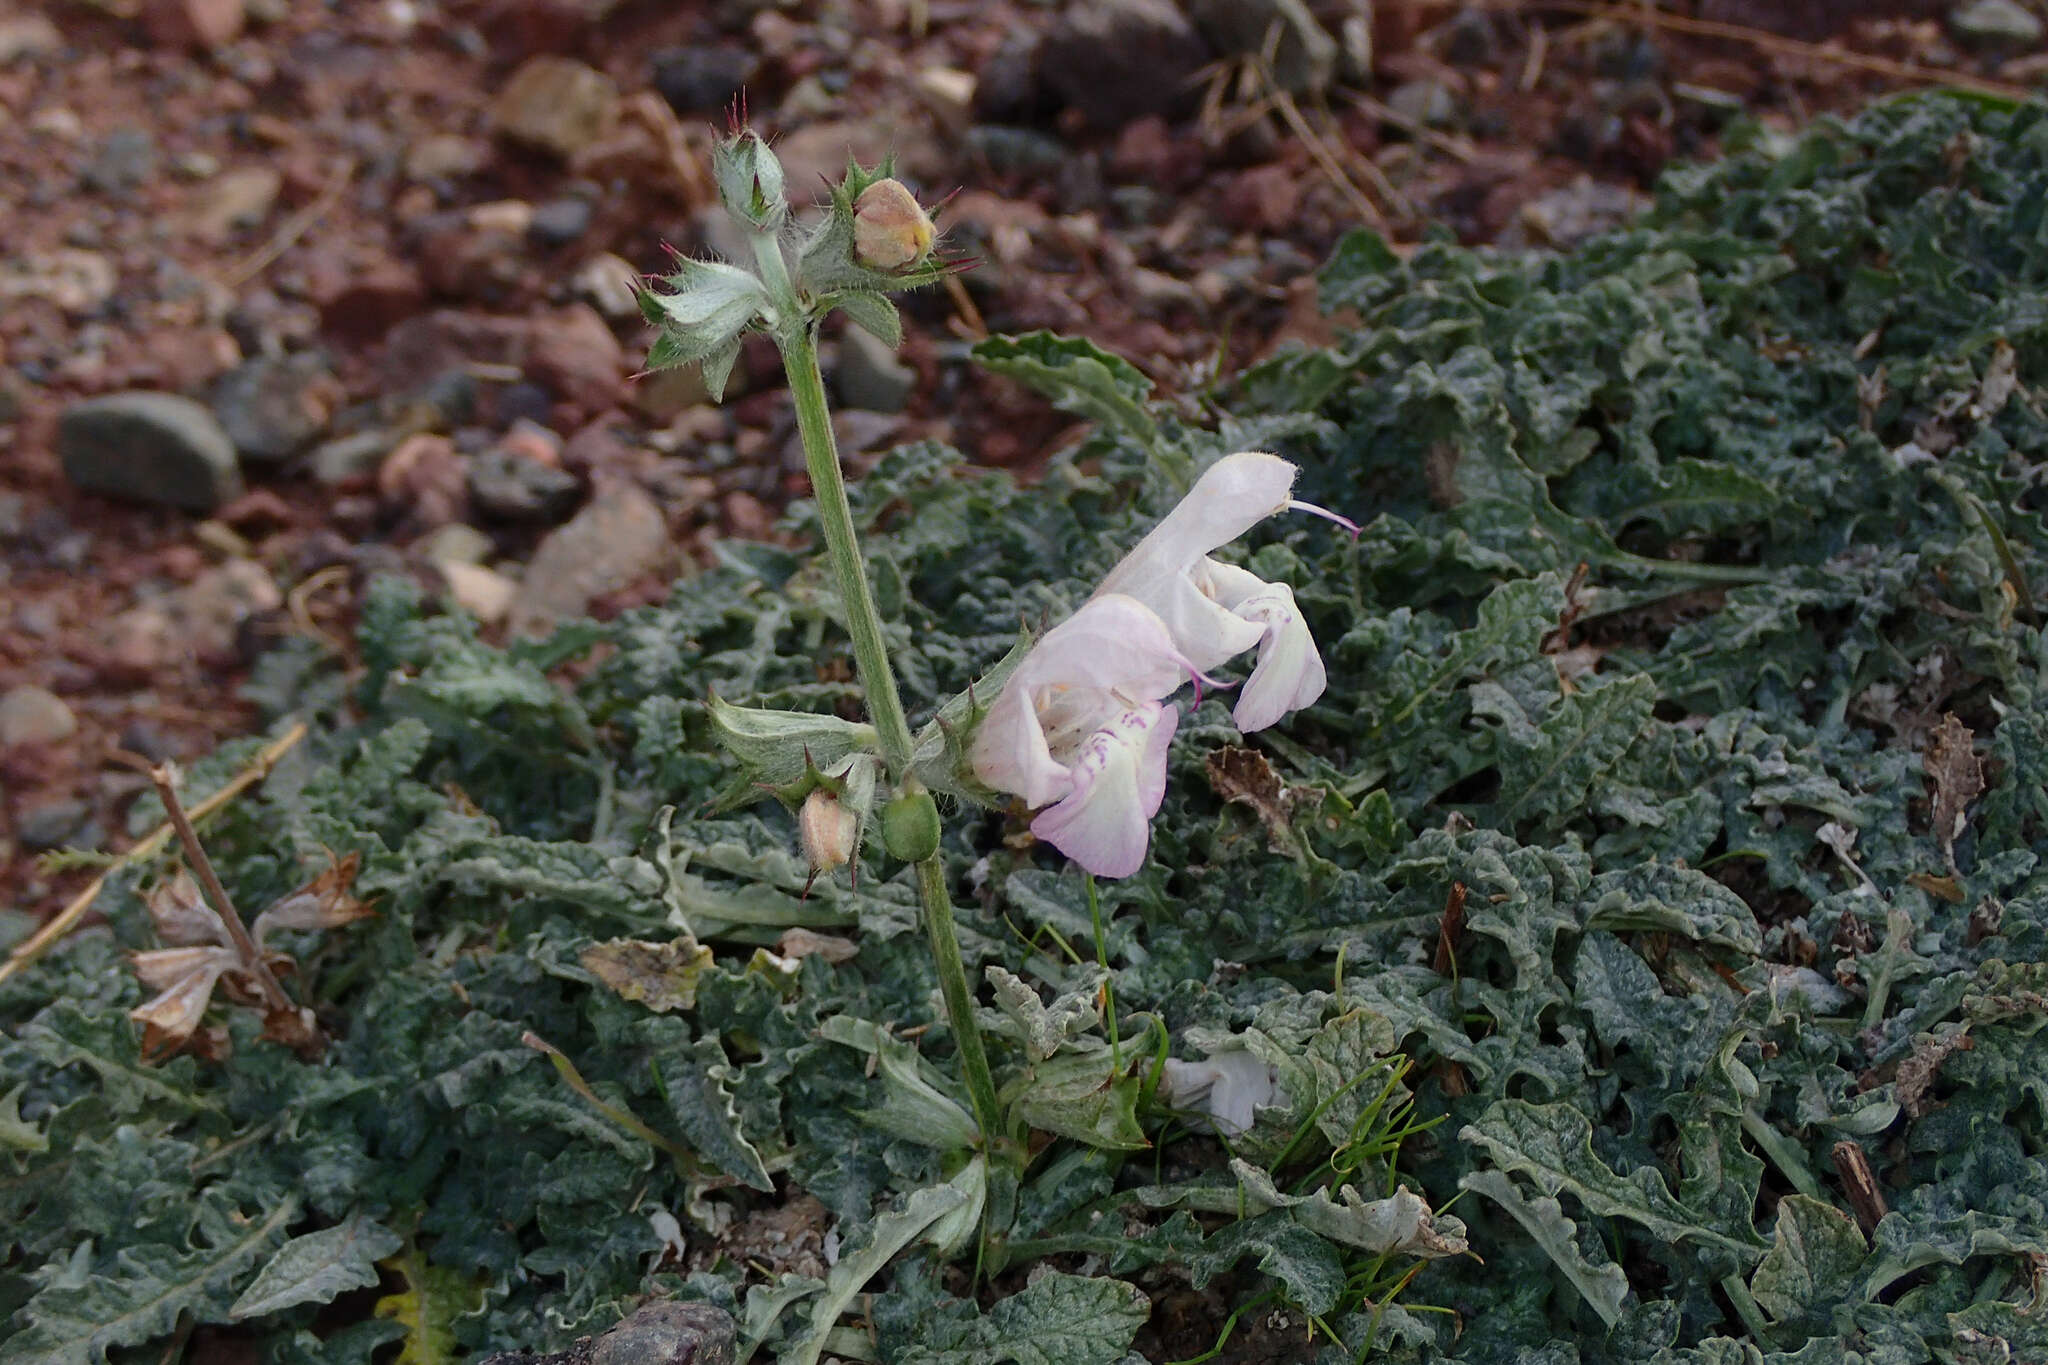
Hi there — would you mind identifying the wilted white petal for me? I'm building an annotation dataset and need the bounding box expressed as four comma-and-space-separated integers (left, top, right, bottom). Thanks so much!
1159, 1049, 1278, 1138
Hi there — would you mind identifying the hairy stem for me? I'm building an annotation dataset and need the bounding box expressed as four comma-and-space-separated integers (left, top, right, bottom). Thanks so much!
776, 321, 917, 770
770, 307, 1003, 1153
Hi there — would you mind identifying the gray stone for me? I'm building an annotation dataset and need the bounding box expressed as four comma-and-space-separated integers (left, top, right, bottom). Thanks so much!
474, 1301, 735, 1365
0, 685, 76, 747
590, 1302, 735, 1365
833, 327, 916, 414
509, 481, 670, 638
59, 392, 243, 512
1039, 0, 1211, 129
1188, 0, 1337, 94
17, 799, 90, 851
468, 450, 582, 523
529, 197, 594, 247
651, 43, 758, 114
1387, 79, 1457, 129
83, 127, 156, 195
310, 429, 397, 485
211, 353, 336, 462
1952, 0, 2043, 47
964, 125, 1071, 177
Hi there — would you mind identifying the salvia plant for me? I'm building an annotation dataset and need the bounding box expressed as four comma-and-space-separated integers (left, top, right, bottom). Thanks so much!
7, 92, 2048, 1365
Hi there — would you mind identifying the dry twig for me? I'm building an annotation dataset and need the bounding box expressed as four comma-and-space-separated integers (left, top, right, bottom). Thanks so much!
0, 722, 308, 989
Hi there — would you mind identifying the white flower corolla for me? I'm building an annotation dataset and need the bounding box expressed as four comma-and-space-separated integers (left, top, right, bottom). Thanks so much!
970, 594, 1201, 877
1026, 703, 1177, 880
1092, 450, 1353, 732
1158, 1050, 1279, 1138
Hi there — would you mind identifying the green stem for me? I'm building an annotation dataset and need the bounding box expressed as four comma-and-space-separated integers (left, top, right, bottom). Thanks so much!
768, 304, 1003, 1156
777, 320, 918, 770
916, 856, 1005, 1149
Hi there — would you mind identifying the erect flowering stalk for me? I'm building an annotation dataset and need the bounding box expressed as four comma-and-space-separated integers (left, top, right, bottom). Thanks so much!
972, 451, 1357, 878
638, 126, 1004, 1156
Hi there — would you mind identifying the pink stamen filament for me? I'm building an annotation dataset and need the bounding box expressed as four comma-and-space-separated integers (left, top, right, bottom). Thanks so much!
1287, 499, 1364, 539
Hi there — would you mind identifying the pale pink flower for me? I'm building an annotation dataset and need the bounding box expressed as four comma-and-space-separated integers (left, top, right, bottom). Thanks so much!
1094, 451, 1351, 732
970, 594, 1200, 877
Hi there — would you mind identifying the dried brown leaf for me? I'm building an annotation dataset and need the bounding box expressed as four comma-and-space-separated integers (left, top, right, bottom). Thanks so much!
129, 949, 239, 1060
1891, 1023, 1974, 1119
145, 870, 229, 947
253, 852, 374, 946
1925, 713, 1984, 872
1204, 746, 1307, 856
581, 937, 715, 1013
776, 927, 860, 964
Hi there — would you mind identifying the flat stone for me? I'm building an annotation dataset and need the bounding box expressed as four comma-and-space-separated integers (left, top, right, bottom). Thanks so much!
17, 800, 91, 852
468, 449, 582, 523
59, 392, 243, 512
833, 327, 916, 414
211, 353, 339, 463
0, 685, 77, 748
493, 56, 619, 160
1951, 0, 2043, 46
509, 481, 669, 638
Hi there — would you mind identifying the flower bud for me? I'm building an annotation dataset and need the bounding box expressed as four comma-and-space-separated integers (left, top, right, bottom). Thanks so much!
881, 789, 942, 863
853, 178, 936, 271
800, 788, 861, 875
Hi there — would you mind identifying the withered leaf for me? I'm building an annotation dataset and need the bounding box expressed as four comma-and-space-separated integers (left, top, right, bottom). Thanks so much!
1205, 746, 1307, 856
129, 947, 239, 1061
1925, 713, 1984, 872
776, 927, 860, 963
254, 852, 375, 947
145, 870, 229, 947
581, 937, 715, 1013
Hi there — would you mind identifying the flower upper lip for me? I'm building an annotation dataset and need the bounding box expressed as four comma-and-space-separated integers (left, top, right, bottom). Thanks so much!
969, 451, 1352, 878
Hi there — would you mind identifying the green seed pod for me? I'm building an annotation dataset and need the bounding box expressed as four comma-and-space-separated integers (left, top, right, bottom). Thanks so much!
880, 789, 941, 863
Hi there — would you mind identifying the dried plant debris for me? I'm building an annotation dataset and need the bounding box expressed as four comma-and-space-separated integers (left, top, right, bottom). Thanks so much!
12, 95, 2048, 1364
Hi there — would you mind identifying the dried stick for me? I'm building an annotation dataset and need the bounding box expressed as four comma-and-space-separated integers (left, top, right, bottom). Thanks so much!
0, 721, 307, 989
148, 763, 296, 1017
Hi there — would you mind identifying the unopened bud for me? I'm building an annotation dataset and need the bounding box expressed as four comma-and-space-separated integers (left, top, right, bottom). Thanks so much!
800, 788, 860, 875
853, 178, 936, 271
880, 789, 942, 863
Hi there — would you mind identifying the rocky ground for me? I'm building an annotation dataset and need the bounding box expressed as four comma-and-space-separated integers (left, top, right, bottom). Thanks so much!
2, 0, 2042, 926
